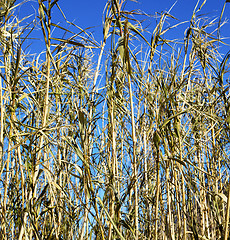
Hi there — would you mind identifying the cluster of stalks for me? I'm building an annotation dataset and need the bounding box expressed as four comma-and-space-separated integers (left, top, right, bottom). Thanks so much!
0, 0, 230, 239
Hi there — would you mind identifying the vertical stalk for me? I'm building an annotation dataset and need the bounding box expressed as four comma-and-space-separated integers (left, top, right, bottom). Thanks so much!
143, 101, 150, 238
174, 170, 182, 238
224, 180, 230, 240
224, 122, 230, 240
128, 74, 139, 239
166, 162, 175, 240
178, 125, 187, 240
154, 148, 160, 240
0, 75, 3, 164
36, 0, 51, 176
108, 96, 116, 240
2, 19, 12, 236
20, 1, 52, 239
180, 170, 187, 238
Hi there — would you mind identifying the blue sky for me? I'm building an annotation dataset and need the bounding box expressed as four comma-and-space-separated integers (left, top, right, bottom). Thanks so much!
58, 0, 230, 41
17, 0, 230, 55
58, 0, 229, 28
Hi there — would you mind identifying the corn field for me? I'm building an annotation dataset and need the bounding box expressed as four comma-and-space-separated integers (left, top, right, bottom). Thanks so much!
0, 0, 230, 239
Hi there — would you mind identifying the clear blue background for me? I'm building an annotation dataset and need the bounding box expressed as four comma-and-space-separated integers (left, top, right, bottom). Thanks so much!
58, 0, 230, 41
18, 0, 230, 54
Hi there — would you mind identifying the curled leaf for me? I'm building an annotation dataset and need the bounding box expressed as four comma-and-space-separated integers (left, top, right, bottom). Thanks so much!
216, 193, 228, 203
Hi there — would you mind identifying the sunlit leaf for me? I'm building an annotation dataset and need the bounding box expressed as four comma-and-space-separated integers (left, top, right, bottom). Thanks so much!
127, 22, 150, 47
216, 193, 228, 203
